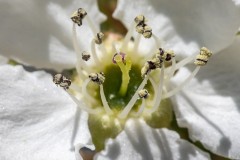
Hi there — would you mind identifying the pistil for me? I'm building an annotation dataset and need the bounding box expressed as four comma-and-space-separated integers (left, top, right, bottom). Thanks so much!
113, 54, 132, 96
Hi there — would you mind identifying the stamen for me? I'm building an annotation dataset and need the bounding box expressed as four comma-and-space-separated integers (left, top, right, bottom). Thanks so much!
163, 47, 212, 98
113, 54, 132, 96
88, 72, 113, 114
147, 65, 165, 113
100, 85, 113, 114
82, 79, 97, 104
53, 74, 71, 90
118, 75, 149, 119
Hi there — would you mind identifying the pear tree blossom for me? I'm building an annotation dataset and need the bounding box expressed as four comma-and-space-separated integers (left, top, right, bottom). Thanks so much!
0, 0, 240, 160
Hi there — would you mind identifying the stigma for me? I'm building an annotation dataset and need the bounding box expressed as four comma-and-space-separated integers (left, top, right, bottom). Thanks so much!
54, 9, 212, 120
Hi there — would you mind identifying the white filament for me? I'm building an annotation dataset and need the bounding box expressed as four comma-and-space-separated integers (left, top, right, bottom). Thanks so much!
82, 79, 97, 104
100, 85, 113, 115
147, 65, 165, 113
67, 92, 102, 114
91, 40, 101, 65
85, 15, 98, 35
69, 83, 82, 93
175, 54, 196, 70
133, 34, 141, 53
72, 23, 87, 79
163, 66, 200, 99
132, 99, 146, 117
86, 15, 107, 56
122, 22, 135, 52
149, 77, 158, 105
118, 76, 149, 119
152, 34, 162, 48
165, 57, 176, 90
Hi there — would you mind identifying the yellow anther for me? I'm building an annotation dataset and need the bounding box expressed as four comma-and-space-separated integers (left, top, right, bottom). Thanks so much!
138, 89, 149, 99
141, 57, 162, 78
143, 25, 152, 38
134, 15, 145, 24
194, 47, 212, 66
164, 50, 175, 61
136, 24, 145, 34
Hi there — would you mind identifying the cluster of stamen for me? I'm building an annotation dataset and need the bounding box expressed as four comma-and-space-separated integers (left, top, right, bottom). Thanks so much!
134, 15, 152, 38
141, 48, 175, 77
53, 9, 213, 121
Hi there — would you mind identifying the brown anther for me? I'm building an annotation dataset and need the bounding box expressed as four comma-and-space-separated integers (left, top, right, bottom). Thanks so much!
95, 32, 104, 44
138, 89, 149, 99
53, 74, 71, 90
89, 72, 105, 85
82, 51, 91, 61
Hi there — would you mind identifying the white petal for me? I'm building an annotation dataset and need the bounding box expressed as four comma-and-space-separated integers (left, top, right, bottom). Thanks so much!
113, 0, 240, 58
0, 0, 106, 71
171, 37, 240, 159
95, 119, 210, 160
0, 65, 91, 160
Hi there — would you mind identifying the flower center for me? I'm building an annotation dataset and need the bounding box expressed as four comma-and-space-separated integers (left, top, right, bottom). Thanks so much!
53, 8, 213, 151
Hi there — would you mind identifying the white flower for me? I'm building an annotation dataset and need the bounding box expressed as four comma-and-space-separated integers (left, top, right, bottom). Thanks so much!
0, 0, 240, 160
